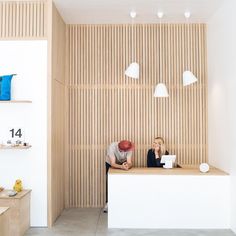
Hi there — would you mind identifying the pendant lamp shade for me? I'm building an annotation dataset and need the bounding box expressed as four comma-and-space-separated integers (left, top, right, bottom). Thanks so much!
125, 62, 139, 79
183, 70, 198, 86
154, 83, 169, 97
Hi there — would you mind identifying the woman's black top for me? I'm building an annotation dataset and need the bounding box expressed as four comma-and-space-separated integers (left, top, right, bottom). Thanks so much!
147, 149, 169, 167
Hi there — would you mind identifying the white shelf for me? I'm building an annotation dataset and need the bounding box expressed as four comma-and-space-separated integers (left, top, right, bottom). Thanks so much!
0, 100, 32, 103
0, 145, 32, 150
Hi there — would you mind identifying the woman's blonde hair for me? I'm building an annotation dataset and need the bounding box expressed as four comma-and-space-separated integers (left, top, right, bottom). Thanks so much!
154, 137, 166, 156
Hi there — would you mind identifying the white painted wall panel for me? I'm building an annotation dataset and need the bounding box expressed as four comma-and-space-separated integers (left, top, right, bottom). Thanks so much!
0, 40, 48, 226
207, 0, 236, 232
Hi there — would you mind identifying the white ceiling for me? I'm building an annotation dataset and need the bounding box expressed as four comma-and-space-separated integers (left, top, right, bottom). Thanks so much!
53, 0, 226, 24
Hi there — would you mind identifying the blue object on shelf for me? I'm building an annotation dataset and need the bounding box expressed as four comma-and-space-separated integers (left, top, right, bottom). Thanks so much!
0, 74, 16, 100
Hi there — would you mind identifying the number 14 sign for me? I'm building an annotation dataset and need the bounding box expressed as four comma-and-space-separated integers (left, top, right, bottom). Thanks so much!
7, 128, 25, 142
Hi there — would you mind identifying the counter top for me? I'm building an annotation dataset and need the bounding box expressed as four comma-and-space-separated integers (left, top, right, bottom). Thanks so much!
0, 189, 31, 199
109, 165, 228, 176
0, 207, 9, 216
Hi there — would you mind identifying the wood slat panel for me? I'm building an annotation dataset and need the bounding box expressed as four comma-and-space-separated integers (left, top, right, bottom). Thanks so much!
49, 2, 66, 225
0, 0, 47, 39
66, 24, 207, 207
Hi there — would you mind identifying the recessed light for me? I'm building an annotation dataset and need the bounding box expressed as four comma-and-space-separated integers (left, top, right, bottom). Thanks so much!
184, 11, 191, 19
157, 11, 164, 18
130, 11, 137, 18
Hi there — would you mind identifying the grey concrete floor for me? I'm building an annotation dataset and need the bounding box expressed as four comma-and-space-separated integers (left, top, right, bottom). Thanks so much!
26, 208, 236, 236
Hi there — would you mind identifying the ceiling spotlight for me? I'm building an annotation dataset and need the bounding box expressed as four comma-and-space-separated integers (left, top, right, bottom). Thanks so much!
157, 11, 164, 18
130, 11, 137, 18
184, 11, 191, 19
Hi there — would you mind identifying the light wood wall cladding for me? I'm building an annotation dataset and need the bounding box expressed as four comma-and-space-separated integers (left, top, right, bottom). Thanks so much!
49, 3, 66, 225
0, 1, 47, 39
66, 24, 208, 207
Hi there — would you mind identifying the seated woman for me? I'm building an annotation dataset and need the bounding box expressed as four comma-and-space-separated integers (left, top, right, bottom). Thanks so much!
147, 137, 169, 167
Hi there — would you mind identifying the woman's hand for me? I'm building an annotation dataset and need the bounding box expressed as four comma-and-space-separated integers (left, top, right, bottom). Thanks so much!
161, 144, 166, 154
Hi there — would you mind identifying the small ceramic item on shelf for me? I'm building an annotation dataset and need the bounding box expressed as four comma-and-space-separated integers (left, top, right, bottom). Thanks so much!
8, 190, 17, 197
6, 140, 12, 146
199, 163, 210, 173
15, 140, 22, 146
13, 179, 23, 192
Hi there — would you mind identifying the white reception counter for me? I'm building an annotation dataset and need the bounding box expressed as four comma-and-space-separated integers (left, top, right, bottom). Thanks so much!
108, 166, 230, 229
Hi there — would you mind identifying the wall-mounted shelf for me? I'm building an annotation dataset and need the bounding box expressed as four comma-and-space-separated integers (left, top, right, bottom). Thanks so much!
0, 145, 32, 150
0, 100, 32, 103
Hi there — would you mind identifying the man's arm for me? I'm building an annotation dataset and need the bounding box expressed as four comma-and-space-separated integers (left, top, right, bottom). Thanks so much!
109, 156, 127, 170
124, 155, 133, 169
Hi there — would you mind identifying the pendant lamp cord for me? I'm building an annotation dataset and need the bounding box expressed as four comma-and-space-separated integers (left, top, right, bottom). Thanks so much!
159, 17, 162, 81
187, 17, 190, 70
131, 17, 134, 62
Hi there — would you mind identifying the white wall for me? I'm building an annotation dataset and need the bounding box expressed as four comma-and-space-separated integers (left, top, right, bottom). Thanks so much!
0, 41, 48, 226
207, 0, 236, 232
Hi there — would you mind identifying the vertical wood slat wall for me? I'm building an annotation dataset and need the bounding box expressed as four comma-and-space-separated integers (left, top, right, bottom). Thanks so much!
50, 3, 66, 225
67, 24, 208, 207
0, 0, 47, 39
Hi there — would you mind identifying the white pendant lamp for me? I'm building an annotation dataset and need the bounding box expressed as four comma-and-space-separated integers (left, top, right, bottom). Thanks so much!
125, 11, 139, 79
183, 70, 198, 86
125, 62, 139, 79
183, 12, 198, 86
154, 12, 169, 97
154, 83, 169, 97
